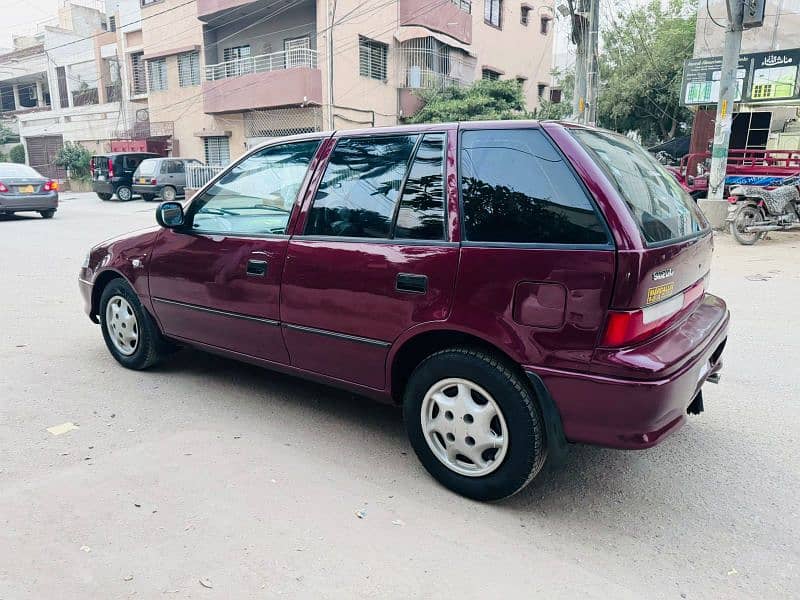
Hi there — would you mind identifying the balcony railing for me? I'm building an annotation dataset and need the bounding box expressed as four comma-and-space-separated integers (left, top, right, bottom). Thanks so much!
205, 48, 317, 81
72, 88, 99, 107
105, 84, 121, 102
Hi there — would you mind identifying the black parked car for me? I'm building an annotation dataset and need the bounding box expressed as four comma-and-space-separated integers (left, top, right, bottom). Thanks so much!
90, 152, 159, 201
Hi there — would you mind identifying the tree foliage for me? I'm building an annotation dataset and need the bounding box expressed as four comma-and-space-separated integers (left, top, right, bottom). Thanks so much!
9, 144, 25, 164
597, 0, 695, 144
407, 80, 529, 124
0, 123, 16, 145
54, 142, 92, 180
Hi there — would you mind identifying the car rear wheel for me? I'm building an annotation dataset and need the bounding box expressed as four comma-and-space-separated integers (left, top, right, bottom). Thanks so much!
116, 186, 133, 202
161, 186, 177, 202
730, 204, 766, 245
39, 209, 56, 219
97, 193, 112, 201
403, 347, 546, 501
99, 279, 169, 370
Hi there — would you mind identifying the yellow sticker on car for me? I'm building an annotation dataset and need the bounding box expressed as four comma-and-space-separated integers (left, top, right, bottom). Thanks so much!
647, 283, 675, 304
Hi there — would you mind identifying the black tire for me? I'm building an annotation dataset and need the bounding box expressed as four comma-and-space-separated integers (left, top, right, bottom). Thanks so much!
142, 194, 156, 202
115, 186, 133, 202
161, 186, 177, 202
403, 347, 546, 501
730, 204, 766, 245
98, 279, 168, 370
39, 209, 56, 219
97, 193, 112, 201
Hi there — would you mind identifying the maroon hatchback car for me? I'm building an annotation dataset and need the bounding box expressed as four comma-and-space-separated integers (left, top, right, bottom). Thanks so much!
79, 121, 728, 500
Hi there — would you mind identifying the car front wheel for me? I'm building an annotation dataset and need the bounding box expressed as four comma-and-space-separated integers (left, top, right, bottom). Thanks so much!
39, 209, 56, 219
403, 347, 546, 501
99, 279, 168, 370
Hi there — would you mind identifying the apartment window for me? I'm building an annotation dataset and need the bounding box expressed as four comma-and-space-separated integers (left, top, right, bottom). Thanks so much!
540, 15, 552, 35
452, 0, 472, 12
178, 51, 200, 87
130, 51, 147, 95
359, 36, 388, 81
482, 68, 500, 81
204, 136, 231, 166
223, 45, 251, 77
484, 0, 502, 28
550, 88, 562, 103
537, 83, 547, 98
108, 16, 116, 32
56, 66, 70, 107
521, 6, 530, 25
141, 0, 161, 6
147, 58, 168, 92
516, 76, 527, 87
285, 36, 311, 68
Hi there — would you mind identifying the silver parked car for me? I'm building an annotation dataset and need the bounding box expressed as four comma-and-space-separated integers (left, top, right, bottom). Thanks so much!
131, 157, 202, 202
0, 163, 58, 219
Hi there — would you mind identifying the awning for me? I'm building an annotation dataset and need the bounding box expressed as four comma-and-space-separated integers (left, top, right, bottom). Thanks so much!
143, 45, 200, 61
394, 26, 476, 57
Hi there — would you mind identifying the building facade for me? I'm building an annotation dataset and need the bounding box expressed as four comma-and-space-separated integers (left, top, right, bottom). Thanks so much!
686, 0, 800, 155
139, 0, 556, 164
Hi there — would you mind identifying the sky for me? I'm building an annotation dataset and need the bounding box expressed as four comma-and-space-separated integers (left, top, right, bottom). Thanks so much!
0, 0, 68, 50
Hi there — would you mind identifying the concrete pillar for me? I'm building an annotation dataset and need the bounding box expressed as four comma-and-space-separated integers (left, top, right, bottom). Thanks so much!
35, 81, 44, 108
12, 84, 21, 110
698, 198, 730, 230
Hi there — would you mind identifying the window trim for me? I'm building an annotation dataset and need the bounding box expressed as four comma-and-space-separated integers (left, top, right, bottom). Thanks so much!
456, 126, 614, 249
184, 137, 325, 238
299, 131, 450, 242
484, 0, 503, 29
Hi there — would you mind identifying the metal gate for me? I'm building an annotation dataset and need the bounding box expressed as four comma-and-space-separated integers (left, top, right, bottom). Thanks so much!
26, 135, 66, 180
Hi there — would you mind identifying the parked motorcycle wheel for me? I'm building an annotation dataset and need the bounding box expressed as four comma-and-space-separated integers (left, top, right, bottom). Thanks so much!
730, 204, 767, 245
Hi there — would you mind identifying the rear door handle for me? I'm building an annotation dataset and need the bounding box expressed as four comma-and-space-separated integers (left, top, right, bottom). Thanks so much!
396, 273, 428, 294
246, 259, 268, 277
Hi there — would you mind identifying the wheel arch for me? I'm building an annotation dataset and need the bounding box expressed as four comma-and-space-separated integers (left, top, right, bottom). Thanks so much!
389, 326, 568, 463
90, 269, 131, 319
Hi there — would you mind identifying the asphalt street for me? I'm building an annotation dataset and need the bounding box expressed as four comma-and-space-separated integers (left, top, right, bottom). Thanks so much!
1, 193, 798, 599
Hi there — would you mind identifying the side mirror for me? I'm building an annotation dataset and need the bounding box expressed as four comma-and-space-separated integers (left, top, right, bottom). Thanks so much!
156, 201, 185, 228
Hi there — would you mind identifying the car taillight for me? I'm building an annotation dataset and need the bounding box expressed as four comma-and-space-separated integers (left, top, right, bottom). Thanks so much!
151, 178, 157, 185
108, 158, 114, 178
0, 182, 7, 192
601, 279, 706, 347
43, 180, 58, 192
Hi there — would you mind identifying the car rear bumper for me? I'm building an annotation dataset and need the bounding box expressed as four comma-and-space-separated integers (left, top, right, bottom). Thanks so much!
528, 293, 729, 449
92, 180, 115, 194
132, 184, 161, 196
0, 193, 58, 212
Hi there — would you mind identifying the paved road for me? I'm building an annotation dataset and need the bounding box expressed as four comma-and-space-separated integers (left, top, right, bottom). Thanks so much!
1, 194, 798, 599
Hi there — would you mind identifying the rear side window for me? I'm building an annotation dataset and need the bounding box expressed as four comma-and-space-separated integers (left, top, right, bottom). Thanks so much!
394, 133, 446, 240
306, 135, 418, 238
460, 129, 609, 245
137, 159, 158, 176
572, 130, 708, 244
124, 156, 144, 170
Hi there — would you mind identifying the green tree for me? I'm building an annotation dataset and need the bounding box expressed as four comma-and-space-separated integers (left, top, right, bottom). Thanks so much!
407, 79, 528, 124
9, 144, 26, 164
597, 0, 695, 144
0, 123, 16, 145
54, 142, 92, 180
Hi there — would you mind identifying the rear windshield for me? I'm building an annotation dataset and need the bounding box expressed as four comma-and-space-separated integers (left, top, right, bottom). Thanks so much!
136, 159, 159, 176
92, 156, 108, 171
0, 164, 41, 178
572, 130, 708, 245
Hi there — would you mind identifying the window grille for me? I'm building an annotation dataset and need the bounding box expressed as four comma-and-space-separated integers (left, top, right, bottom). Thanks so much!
130, 51, 147, 95
484, 0, 502, 27
204, 136, 231, 166
178, 52, 200, 87
359, 36, 388, 81
482, 68, 500, 81
147, 58, 168, 91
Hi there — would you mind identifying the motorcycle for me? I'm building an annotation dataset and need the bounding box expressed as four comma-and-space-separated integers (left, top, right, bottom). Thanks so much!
726, 182, 800, 245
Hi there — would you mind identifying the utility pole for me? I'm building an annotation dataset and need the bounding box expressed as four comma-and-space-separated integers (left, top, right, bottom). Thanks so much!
568, 0, 588, 122
707, 0, 745, 201
326, 0, 336, 130
585, 0, 600, 125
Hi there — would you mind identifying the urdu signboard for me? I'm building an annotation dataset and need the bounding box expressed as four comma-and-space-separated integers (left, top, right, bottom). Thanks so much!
681, 49, 800, 106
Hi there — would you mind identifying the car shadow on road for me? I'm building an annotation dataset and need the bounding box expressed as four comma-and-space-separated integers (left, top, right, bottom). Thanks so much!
0, 213, 40, 221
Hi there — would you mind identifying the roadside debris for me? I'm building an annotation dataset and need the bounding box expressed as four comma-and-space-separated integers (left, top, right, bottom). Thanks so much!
199, 578, 213, 589
124, 575, 134, 582
80, 545, 91, 553
355, 509, 367, 519
47, 422, 78, 436
391, 519, 405, 526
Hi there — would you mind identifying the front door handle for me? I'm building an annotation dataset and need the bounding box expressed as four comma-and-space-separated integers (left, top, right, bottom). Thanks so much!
396, 273, 428, 294
246, 259, 268, 277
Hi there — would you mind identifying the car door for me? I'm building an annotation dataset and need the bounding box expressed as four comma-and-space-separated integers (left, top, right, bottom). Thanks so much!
280, 130, 460, 390
148, 138, 324, 364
